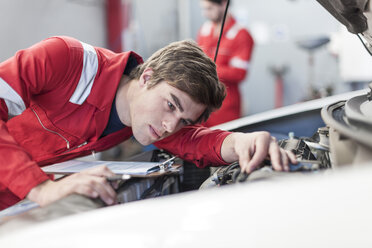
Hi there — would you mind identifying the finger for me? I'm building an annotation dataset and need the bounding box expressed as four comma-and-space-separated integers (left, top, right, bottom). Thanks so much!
281, 149, 289, 171
58, 174, 116, 205
110, 181, 120, 190
90, 176, 117, 205
74, 184, 99, 199
268, 140, 284, 171
244, 138, 270, 174
287, 150, 298, 164
239, 147, 252, 174
70, 174, 117, 205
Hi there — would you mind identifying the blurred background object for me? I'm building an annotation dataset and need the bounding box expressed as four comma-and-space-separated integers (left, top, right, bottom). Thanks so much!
296, 36, 330, 100
268, 64, 289, 108
196, 0, 255, 127
1, 0, 371, 159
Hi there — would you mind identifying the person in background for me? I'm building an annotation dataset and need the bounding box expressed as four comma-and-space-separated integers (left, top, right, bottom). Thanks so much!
197, 0, 254, 127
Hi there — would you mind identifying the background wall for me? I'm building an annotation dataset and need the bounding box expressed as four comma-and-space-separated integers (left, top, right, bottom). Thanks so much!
230, 0, 343, 114
0, 0, 106, 62
0, 0, 367, 116
123, 0, 348, 115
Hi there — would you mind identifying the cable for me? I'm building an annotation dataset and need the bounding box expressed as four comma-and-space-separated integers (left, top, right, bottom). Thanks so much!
357, 33, 372, 56
213, 0, 230, 62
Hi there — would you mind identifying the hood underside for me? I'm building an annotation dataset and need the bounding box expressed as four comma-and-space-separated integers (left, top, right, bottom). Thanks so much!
317, 0, 372, 50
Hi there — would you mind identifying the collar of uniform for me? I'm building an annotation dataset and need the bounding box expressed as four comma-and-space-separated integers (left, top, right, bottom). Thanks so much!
86, 51, 143, 111
85, 50, 143, 138
221, 15, 236, 36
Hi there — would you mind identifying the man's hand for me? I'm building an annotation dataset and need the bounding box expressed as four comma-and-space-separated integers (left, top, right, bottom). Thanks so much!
221, 131, 297, 174
27, 165, 117, 207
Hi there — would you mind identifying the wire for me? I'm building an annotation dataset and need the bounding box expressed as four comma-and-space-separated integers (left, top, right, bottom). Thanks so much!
357, 33, 372, 56
214, 0, 230, 62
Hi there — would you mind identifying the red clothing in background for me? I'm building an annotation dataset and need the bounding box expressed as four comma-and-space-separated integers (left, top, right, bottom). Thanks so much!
197, 16, 254, 127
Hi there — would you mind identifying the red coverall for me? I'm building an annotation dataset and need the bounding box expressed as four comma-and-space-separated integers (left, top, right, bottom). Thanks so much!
0, 36, 230, 210
197, 16, 254, 127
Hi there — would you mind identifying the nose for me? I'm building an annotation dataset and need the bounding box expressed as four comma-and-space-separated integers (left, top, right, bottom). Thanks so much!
162, 117, 179, 134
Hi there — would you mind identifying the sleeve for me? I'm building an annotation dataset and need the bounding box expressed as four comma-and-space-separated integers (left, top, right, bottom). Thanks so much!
154, 125, 232, 168
0, 37, 73, 200
217, 30, 254, 84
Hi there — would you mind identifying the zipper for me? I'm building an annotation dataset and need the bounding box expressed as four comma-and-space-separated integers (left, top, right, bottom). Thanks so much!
66, 141, 88, 153
31, 107, 71, 149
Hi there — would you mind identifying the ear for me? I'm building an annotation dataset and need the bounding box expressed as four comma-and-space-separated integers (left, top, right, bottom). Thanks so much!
139, 67, 153, 88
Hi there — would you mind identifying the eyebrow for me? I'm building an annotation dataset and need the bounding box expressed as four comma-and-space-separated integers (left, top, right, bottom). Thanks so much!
171, 93, 184, 112
170, 93, 196, 125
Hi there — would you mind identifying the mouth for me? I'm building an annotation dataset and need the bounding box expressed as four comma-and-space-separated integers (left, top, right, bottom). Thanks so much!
149, 125, 161, 140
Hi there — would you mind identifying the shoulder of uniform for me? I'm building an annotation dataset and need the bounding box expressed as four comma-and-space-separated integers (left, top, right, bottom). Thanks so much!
200, 21, 213, 36
225, 23, 250, 40
44, 36, 87, 51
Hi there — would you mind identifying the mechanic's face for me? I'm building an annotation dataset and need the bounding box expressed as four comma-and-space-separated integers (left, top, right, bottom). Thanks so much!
130, 69, 206, 146
200, 0, 225, 23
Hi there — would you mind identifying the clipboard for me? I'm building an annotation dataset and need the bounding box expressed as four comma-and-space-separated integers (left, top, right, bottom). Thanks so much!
42, 156, 181, 180
106, 156, 181, 181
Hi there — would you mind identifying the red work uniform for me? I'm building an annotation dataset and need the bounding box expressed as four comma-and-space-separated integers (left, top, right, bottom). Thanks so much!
197, 16, 254, 127
0, 36, 230, 210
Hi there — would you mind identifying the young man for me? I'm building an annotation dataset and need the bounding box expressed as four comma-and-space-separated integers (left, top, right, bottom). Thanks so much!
0, 36, 296, 210
197, 0, 254, 126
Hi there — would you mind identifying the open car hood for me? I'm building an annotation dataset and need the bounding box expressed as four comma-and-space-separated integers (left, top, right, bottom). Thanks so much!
317, 0, 372, 51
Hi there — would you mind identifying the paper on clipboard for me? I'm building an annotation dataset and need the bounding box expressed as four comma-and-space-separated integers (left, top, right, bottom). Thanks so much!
42, 160, 162, 175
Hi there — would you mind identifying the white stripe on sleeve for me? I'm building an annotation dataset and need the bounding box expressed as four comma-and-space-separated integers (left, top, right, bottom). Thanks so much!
69, 41, 98, 105
229, 57, 250, 70
226, 23, 242, 39
200, 21, 213, 36
0, 77, 26, 116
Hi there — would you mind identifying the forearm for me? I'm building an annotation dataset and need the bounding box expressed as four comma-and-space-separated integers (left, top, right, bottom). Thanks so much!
26, 179, 54, 206
155, 125, 231, 168
26, 165, 117, 207
217, 65, 247, 84
220, 132, 241, 163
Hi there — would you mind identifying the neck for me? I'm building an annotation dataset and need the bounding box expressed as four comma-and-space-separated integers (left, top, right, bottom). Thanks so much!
115, 75, 135, 127
213, 13, 230, 36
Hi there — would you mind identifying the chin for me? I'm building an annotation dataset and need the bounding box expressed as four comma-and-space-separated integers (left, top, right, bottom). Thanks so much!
132, 132, 151, 146
135, 136, 152, 146
140, 140, 152, 146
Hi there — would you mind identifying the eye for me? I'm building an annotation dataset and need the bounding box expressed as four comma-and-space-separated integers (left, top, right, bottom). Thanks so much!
167, 101, 175, 111
181, 119, 190, 126
181, 119, 192, 126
